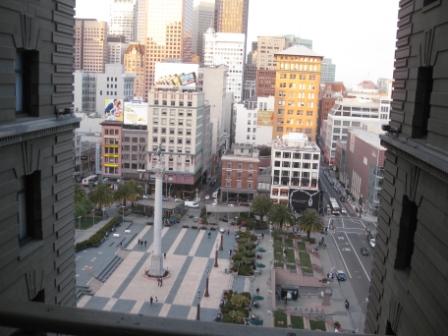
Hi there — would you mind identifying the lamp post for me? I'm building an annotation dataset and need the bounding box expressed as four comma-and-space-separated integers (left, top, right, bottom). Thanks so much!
220, 233, 223, 251
214, 248, 219, 267
196, 291, 201, 320
204, 268, 210, 297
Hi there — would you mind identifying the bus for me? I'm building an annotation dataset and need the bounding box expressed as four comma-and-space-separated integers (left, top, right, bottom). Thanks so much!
81, 175, 98, 186
329, 197, 341, 215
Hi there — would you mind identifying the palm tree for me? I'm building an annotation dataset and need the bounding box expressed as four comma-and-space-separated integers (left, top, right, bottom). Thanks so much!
268, 204, 293, 231
74, 185, 93, 218
299, 208, 322, 240
115, 180, 142, 206
251, 195, 272, 222
89, 184, 114, 217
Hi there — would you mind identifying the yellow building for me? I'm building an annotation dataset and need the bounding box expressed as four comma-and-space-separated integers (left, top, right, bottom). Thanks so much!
214, 0, 249, 34
124, 43, 146, 99
273, 45, 323, 142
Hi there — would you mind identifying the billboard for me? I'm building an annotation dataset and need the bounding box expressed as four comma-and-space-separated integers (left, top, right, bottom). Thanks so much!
289, 189, 321, 214
124, 102, 148, 125
154, 62, 199, 91
104, 98, 123, 122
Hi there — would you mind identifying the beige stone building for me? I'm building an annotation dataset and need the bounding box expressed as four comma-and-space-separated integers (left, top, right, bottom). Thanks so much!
124, 43, 146, 98
74, 19, 108, 73
214, 0, 249, 35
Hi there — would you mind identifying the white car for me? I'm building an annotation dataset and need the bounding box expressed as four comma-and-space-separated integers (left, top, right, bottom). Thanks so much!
185, 201, 200, 208
369, 238, 376, 248
341, 208, 347, 215
219, 227, 225, 233
205, 195, 210, 200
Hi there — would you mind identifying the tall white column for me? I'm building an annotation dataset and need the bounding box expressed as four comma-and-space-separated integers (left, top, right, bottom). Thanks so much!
149, 169, 164, 276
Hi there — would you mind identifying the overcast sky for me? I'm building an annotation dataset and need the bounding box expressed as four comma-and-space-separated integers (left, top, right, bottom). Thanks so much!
75, 0, 399, 87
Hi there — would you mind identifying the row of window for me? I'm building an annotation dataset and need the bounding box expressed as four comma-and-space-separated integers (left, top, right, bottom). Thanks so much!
152, 137, 192, 145
154, 100, 193, 107
273, 161, 319, 169
123, 137, 146, 143
277, 100, 315, 108
224, 180, 254, 189
274, 152, 319, 160
153, 119, 195, 127
153, 109, 194, 117
153, 128, 193, 136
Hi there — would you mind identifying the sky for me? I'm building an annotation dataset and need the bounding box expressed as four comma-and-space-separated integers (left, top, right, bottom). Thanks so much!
75, 0, 400, 87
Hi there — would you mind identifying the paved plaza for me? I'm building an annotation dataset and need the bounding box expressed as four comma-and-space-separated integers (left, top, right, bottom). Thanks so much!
76, 214, 253, 321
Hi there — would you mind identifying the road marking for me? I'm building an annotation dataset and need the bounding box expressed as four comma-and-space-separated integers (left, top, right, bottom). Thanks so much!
344, 231, 371, 282
330, 233, 352, 279
341, 216, 345, 229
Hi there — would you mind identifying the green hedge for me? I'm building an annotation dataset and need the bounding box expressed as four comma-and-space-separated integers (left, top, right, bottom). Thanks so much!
299, 251, 312, 274
75, 216, 120, 252
273, 310, 287, 328
310, 319, 326, 331
290, 315, 304, 329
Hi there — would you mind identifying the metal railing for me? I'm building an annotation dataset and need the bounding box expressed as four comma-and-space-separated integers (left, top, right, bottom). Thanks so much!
0, 300, 372, 336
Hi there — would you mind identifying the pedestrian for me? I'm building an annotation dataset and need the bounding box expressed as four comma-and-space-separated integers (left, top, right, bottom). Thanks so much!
157, 278, 161, 287
164, 252, 166, 259
144, 240, 147, 247
155, 296, 158, 303
345, 299, 350, 310
227, 229, 230, 236
150, 296, 153, 305
261, 233, 264, 239
229, 249, 232, 256
160, 278, 163, 287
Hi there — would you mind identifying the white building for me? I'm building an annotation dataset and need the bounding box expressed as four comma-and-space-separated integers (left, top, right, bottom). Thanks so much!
203, 28, 245, 103
109, 0, 136, 42
270, 133, 320, 204
192, 0, 214, 59
107, 35, 128, 64
74, 64, 135, 114
74, 113, 103, 176
323, 97, 390, 164
199, 65, 233, 157
147, 88, 211, 191
234, 96, 274, 146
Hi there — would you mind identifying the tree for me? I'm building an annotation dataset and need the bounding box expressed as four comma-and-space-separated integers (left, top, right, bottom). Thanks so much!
251, 195, 272, 222
268, 204, 293, 230
90, 184, 114, 216
74, 185, 93, 218
299, 208, 322, 240
115, 180, 142, 206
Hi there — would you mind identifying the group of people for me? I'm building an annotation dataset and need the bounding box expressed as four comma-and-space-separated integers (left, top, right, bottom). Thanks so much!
149, 296, 158, 305
157, 277, 163, 287
138, 239, 147, 247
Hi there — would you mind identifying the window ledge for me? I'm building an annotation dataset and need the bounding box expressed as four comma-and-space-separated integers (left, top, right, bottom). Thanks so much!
18, 240, 44, 261
422, 0, 441, 13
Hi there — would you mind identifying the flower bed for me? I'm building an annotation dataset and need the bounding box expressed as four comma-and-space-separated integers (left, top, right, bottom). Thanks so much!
290, 315, 304, 329
273, 310, 287, 328
310, 319, 326, 331
220, 291, 251, 324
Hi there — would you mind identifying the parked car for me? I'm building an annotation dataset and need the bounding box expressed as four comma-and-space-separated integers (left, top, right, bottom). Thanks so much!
336, 270, 347, 281
185, 201, 200, 208
360, 247, 370, 256
219, 227, 225, 233
341, 208, 347, 215
369, 238, 376, 248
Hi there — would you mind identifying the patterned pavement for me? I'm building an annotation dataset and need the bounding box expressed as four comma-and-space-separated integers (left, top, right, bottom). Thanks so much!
77, 219, 252, 321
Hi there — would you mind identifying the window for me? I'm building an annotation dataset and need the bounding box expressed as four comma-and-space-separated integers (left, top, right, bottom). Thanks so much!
17, 172, 42, 244
16, 50, 39, 116
423, 0, 437, 6
394, 196, 418, 270
412, 66, 433, 138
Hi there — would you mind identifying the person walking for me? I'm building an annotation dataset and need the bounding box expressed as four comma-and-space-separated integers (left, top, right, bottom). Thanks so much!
150, 296, 153, 305
164, 252, 166, 259
154, 296, 158, 303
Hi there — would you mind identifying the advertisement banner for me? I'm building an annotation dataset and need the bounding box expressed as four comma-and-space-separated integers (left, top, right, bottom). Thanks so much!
104, 98, 124, 122
154, 62, 199, 91
124, 102, 148, 125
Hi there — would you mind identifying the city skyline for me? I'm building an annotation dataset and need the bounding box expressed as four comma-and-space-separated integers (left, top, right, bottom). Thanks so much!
74, 0, 399, 87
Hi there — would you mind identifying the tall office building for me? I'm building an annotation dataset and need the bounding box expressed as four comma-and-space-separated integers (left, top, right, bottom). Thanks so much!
366, 1, 448, 336
107, 35, 128, 64
320, 58, 336, 83
74, 19, 108, 73
203, 28, 245, 102
0, 0, 79, 318
109, 0, 136, 42
214, 0, 249, 35
256, 36, 287, 97
138, 0, 193, 99
192, 0, 215, 60
273, 45, 323, 141
124, 43, 146, 98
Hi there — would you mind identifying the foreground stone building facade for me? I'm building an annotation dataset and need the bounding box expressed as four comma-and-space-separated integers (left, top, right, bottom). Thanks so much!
366, 0, 448, 335
0, 0, 79, 319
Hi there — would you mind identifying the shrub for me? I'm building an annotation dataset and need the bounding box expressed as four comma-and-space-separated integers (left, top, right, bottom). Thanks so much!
273, 310, 287, 328
290, 315, 304, 329
75, 216, 120, 252
310, 319, 326, 331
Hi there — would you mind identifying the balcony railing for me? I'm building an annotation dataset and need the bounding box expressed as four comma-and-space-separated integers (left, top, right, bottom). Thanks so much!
0, 300, 371, 336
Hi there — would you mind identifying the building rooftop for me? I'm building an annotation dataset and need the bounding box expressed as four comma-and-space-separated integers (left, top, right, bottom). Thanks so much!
275, 45, 323, 58
350, 128, 386, 150
273, 133, 320, 152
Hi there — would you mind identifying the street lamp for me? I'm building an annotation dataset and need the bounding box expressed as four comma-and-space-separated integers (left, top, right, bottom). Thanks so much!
214, 248, 219, 267
196, 291, 201, 320
204, 268, 210, 297
220, 233, 224, 251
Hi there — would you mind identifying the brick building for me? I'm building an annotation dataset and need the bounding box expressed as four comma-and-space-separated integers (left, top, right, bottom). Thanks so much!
220, 145, 260, 203
101, 121, 123, 178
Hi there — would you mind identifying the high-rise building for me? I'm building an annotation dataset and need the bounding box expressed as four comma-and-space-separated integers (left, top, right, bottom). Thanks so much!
192, 0, 215, 60
0, 0, 79, 313
74, 19, 108, 73
272, 45, 323, 142
109, 0, 136, 42
107, 35, 128, 64
214, 0, 249, 35
137, 0, 193, 99
320, 58, 336, 83
255, 36, 287, 97
147, 88, 211, 196
284, 34, 313, 50
203, 28, 245, 102
366, 2, 448, 336
124, 43, 146, 98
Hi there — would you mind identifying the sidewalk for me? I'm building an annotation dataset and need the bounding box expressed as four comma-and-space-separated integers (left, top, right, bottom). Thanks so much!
75, 217, 112, 244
